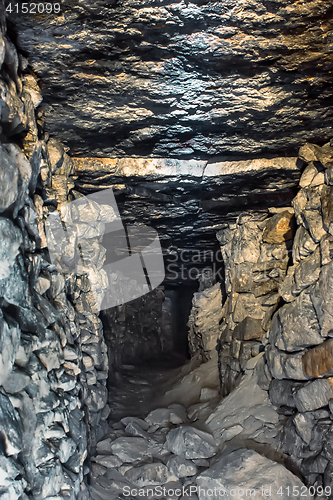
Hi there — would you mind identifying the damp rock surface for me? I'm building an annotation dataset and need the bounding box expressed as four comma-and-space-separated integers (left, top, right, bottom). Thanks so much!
11, 0, 333, 158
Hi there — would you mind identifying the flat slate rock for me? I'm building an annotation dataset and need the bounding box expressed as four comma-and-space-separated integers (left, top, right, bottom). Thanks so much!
110, 437, 150, 463
125, 463, 178, 487
165, 426, 217, 459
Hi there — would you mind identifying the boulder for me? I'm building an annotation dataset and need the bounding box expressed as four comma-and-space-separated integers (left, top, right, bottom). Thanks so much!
196, 448, 310, 500
294, 378, 333, 412
167, 456, 197, 478
165, 426, 217, 459
125, 463, 178, 487
269, 288, 322, 352
111, 437, 150, 463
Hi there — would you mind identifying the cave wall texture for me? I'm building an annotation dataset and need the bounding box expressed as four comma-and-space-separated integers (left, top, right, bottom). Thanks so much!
0, 5, 111, 497
190, 141, 333, 489
2, 0, 333, 498
10, 0, 333, 158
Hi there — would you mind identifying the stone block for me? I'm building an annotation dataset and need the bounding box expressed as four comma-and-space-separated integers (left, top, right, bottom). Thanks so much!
321, 184, 333, 232
263, 211, 296, 243
196, 448, 308, 500
233, 316, 265, 341
292, 226, 318, 263
294, 378, 333, 412
268, 379, 302, 408
165, 426, 217, 459
270, 288, 322, 352
299, 143, 320, 163
302, 339, 333, 377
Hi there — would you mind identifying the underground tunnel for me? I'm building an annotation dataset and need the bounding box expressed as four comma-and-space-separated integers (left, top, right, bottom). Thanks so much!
1, 0, 333, 499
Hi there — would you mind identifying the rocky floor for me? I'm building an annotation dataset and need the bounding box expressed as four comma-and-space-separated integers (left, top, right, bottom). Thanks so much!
89, 354, 312, 500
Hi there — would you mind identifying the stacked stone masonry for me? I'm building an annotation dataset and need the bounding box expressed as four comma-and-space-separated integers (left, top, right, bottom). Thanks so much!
0, 9, 110, 499
209, 140, 333, 489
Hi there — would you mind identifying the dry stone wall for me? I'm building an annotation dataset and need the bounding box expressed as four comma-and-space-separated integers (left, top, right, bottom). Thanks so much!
0, 10, 110, 499
215, 208, 294, 395
212, 140, 333, 488
101, 287, 173, 376
265, 142, 333, 490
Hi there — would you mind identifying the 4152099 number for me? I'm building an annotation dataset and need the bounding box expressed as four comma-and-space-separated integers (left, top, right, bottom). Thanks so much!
6, 3, 61, 13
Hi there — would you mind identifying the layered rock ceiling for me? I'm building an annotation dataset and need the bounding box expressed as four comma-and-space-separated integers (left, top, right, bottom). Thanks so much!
10, 0, 333, 158
72, 156, 301, 254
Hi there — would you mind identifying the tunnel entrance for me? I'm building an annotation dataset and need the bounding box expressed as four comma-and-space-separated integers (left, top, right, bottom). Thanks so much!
99, 242, 224, 424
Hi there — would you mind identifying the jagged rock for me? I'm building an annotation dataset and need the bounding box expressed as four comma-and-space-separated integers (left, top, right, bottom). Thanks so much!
321, 185, 333, 233
188, 283, 222, 359
268, 379, 302, 408
94, 455, 123, 468
0, 145, 31, 215
300, 163, 320, 188
294, 379, 333, 412
302, 209, 327, 243
168, 404, 187, 424
325, 166, 333, 186
315, 142, 333, 169
263, 211, 296, 244
33, 276, 50, 295
292, 226, 318, 263
3, 369, 30, 394
310, 261, 333, 336
125, 422, 150, 440
302, 454, 329, 475
165, 426, 217, 459
232, 317, 265, 341
293, 412, 315, 445
269, 288, 322, 352
111, 437, 150, 463
0, 218, 22, 280
199, 387, 219, 402
0, 392, 22, 455
0, 455, 20, 488
265, 343, 307, 380
121, 416, 149, 431
206, 369, 279, 445
125, 463, 178, 487
299, 143, 320, 163
0, 312, 21, 385
280, 246, 321, 301
167, 456, 197, 479
145, 407, 185, 428
196, 448, 309, 500
233, 293, 267, 323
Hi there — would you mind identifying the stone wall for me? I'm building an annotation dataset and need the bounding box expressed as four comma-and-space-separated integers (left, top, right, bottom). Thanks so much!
216, 209, 294, 395
0, 11, 110, 499
265, 142, 333, 489
101, 287, 173, 375
187, 283, 223, 363
214, 140, 333, 488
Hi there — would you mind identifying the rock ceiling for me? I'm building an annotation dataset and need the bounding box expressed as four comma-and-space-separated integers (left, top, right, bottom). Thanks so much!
10, 0, 333, 159
9, 0, 333, 281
